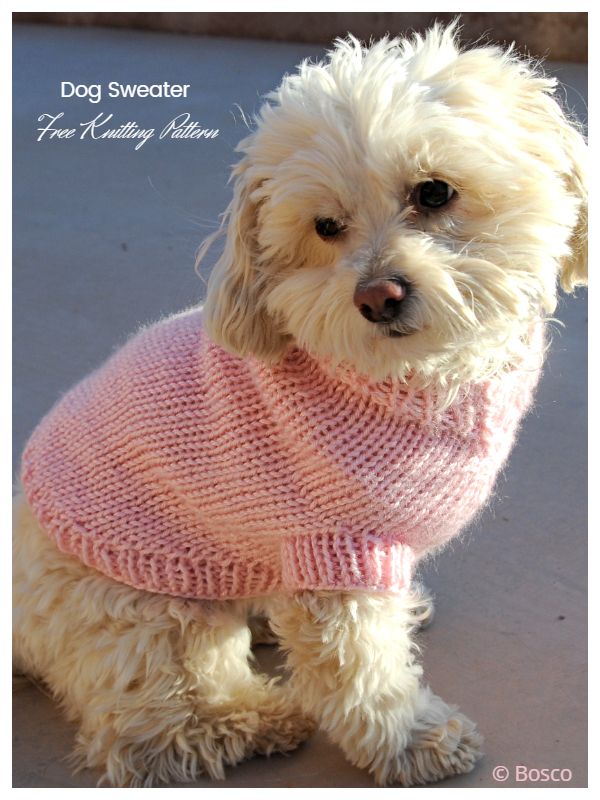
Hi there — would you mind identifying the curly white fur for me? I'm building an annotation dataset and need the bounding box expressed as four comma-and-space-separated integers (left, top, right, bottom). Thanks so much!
14, 24, 586, 787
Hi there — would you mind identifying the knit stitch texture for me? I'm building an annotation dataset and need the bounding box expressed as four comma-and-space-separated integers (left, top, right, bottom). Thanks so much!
21, 309, 544, 600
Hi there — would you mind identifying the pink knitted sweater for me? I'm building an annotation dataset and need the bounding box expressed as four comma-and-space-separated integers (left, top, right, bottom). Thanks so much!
22, 309, 543, 600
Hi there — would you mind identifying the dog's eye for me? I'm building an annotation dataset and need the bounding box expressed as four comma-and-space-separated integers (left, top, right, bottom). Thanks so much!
315, 217, 345, 239
416, 180, 456, 210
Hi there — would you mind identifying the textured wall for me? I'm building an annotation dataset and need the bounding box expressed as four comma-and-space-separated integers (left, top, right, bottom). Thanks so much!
12, 12, 587, 62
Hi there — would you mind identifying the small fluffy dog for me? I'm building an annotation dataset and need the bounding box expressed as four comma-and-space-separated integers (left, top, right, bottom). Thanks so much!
13, 26, 587, 787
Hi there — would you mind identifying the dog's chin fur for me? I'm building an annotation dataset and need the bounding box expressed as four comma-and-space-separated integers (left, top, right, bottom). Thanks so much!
14, 24, 587, 788
200, 24, 586, 399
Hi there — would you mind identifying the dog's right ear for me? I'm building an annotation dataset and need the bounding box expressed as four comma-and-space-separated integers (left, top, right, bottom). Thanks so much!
199, 154, 289, 361
511, 70, 588, 293
555, 118, 588, 293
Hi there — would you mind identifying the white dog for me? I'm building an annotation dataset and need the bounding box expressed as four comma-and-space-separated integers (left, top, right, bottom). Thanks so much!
13, 25, 586, 787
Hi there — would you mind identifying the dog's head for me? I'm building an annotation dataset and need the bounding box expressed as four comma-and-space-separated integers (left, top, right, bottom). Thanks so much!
201, 25, 587, 390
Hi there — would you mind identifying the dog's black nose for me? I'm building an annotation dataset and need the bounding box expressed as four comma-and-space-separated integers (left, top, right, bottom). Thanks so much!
353, 278, 407, 324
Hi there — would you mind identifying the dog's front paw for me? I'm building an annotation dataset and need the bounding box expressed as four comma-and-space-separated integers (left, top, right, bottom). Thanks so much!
397, 709, 482, 785
377, 692, 483, 786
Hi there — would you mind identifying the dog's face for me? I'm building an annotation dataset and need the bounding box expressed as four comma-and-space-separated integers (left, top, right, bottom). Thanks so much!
202, 26, 587, 389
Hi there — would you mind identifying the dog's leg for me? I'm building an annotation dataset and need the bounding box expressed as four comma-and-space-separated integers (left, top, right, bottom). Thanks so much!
267, 590, 482, 786
13, 495, 314, 786
249, 583, 431, 646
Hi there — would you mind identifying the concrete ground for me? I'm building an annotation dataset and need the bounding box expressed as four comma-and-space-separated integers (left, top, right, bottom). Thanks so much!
12, 23, 587, 788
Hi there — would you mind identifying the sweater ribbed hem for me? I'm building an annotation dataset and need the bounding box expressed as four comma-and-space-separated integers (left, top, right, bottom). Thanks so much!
25, 475, 416, 598
281, 532, 416, 593
44, 524, 415, 598
51, 527, 282, 600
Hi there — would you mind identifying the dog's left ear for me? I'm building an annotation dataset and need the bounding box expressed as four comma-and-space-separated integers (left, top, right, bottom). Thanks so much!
515, 71, 587, 292
198, 150, 290, 361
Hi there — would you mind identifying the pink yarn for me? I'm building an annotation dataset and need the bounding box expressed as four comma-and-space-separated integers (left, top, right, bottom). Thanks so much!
21, 309, 543, 600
